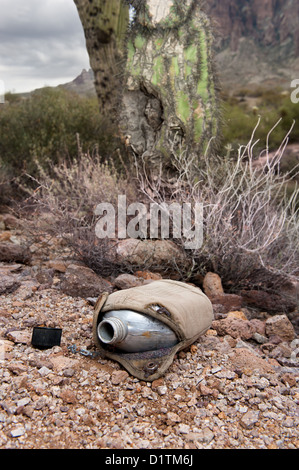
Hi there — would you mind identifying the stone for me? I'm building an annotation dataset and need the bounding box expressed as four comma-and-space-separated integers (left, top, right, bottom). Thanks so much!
265, 315, 295, 341
0, 242, 31, 264
177, 423, 190, 434
38, 366, 51, 377
60, 389, 77, 404
17, 398, 31, 408
50, 355, 79, 372
115, 239, 190, 274
252, 332, 268, 344
113, 273, 144, 290
60, 264, 113, 298
212, 318, 254, 340
134, 271, 162, 280
35, 269, 54, 286
6, 330, 31, 344
11, 426, 26, 438
166, 412, 181, 425
240, 410, 260, 430
227, 311, 248, 321
0, 339, 14, 354
47, 259, 69, 273
111, 370, 129, 385
201, 428, 215, 444
250, 319, 266, 336
203, 272, 224, 298
229, 348, 275, 375
7, 362, 27, 375
241, 290, 296, 314
0, 273, 20, 295
198, 383, 217, 397
281, 373, 297, 387
210, 294, 242, 313
156, 385, 168, 396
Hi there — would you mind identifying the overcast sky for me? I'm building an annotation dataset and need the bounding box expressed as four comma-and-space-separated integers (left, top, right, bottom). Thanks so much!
0, 0, 91, 93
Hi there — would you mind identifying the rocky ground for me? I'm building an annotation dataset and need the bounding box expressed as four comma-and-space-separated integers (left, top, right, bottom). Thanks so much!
0, 213, 298, 450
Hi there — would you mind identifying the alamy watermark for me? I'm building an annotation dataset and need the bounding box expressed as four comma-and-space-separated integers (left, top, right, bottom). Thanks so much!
290, 79, 299, 104
94, 195, 203, 249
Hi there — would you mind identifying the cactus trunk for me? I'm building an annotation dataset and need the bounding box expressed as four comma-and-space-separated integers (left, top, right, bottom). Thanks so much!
74, 0, 220, 173
74, 0, 129, 120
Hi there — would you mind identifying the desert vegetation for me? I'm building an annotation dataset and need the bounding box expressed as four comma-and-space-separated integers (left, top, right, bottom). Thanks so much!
2, 85, 297, 295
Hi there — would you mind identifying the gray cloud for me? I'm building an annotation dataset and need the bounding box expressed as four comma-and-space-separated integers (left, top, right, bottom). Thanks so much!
0, 0, 90, 93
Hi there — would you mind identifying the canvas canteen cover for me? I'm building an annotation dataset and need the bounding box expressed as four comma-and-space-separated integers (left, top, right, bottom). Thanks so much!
93, 279, 213, 381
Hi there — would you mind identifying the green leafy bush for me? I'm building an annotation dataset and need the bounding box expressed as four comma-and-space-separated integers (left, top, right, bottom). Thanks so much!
0, 87, 118, 177
221, 88, 299, 153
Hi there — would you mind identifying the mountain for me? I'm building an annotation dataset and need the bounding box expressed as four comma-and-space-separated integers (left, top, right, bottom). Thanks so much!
58, 68, 96, 97
61, 1, 299, 95
204, 0, 299, 91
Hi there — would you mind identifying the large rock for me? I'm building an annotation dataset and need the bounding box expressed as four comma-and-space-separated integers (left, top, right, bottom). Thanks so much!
60, 264, 113, 298
115, 239, 190, 276
229, 348, 275, 375
241, 289, 296, 314
265, 314, 296, 342
0, 273, 20, 295
203, 272, 224, 298
212, 317, 255, 340
210, 294, 243, 314
113, 273, 145, 290
0, 242, 31, 264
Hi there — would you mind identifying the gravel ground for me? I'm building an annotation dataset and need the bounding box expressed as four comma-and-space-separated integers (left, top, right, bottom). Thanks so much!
1, 284, 298, 450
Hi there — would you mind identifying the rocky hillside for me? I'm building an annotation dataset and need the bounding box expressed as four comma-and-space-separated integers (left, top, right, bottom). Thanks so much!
204, 0, 299, 90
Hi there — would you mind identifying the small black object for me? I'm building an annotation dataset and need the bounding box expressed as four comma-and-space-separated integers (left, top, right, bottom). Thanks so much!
31, 327, 62, 349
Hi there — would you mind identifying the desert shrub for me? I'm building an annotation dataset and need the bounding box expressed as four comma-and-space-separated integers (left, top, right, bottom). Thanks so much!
0, 87, 119, 178
221, 89, 299, 153
21, 144, 139, 277
0, 158, 15, 205
139, 119, 299, 291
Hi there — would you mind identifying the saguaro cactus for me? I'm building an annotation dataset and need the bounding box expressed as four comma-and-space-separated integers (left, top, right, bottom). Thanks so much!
74, 0, 220, 172
74, 0, 129, 118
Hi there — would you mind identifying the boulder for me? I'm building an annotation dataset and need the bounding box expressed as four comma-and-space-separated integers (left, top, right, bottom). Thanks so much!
212, 317, 255, 340
0, 273, 20, 295
0, 242, 31, 264
210, 294, 243, 314
115, 238, 190, 275
203, 272, 224, 298
229, 348, 275, 375
241, 289, 296, 314
114, 273, 145, 289
265, 314, 295, 342
60, 264, 113, 298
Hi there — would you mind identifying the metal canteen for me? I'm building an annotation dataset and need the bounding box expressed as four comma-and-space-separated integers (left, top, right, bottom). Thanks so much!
97, 309, 178, 353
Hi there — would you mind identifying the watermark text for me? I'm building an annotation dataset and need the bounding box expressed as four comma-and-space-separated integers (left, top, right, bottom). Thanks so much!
95, 195, 203, 249
290, 79, 299, 104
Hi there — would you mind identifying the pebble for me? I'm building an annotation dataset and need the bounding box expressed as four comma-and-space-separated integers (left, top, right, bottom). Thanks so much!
11, 427, 26, 438
38, 366, 51, 377
240, 410, 260, 429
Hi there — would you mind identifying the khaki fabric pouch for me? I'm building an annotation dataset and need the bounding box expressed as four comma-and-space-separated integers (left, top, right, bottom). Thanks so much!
93, 279, 213, 381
